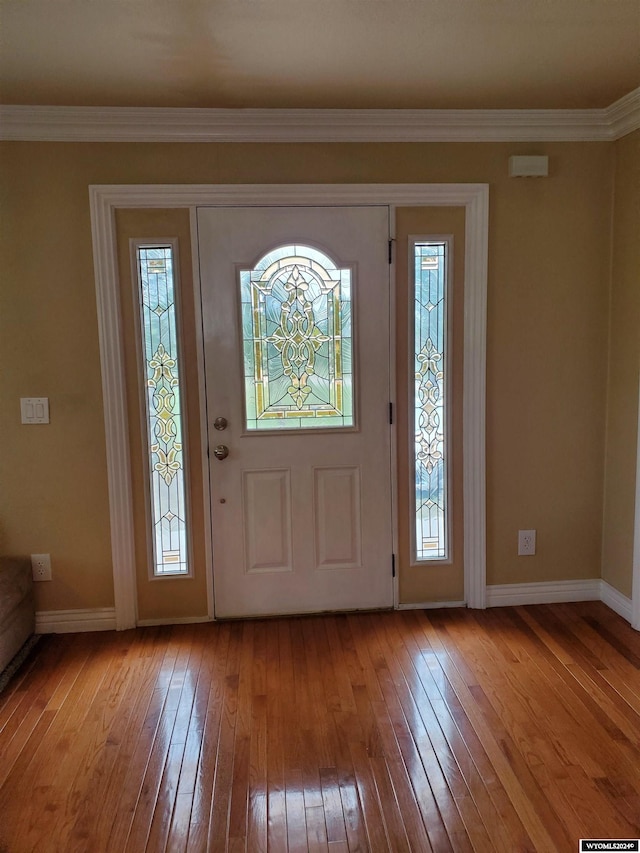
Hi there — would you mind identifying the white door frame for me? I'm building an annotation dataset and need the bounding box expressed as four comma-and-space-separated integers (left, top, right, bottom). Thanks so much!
89, 183, 489, 630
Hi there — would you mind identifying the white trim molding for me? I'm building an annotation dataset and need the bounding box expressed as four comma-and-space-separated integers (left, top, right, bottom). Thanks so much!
463, 189, 489, 609
486, 579, 601, 608
89, 183, 489, 627
2, 89, 639, 143
601, 581, 634, 624
487, 578, 634, 624
402, 580, 634, 622
606, 88, 640, 141
33, 584, 634, 632
36, 608, 117, 634
90, 188, 138, 631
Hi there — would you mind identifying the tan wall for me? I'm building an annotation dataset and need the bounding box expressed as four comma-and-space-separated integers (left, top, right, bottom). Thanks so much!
602, 130, 640, 598
0, 139, 614, 616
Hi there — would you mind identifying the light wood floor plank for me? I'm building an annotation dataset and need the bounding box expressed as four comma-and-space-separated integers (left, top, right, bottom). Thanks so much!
399, 611, 534, 851
206, 621, 242, 852
69, 627, 166, 850
414, 610, 574, 852
1, 602, 639, 852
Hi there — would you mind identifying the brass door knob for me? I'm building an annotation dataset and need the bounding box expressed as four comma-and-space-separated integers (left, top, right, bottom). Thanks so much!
213, 444, 229, 461
214, 417, 228, 431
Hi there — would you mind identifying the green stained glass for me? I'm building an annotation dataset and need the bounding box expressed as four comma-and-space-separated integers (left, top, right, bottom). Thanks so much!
240, 245, 354, 431
414, 241, 448, 560
137, 246, 189, 575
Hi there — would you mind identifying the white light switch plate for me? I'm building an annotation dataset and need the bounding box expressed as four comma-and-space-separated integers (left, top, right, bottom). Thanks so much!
21, 397, 50, 424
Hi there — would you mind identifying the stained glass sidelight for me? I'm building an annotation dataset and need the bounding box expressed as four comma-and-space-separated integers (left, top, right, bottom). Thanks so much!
240, 244, 354, 430
136, 246, 189, 575
414, 241, 448, 560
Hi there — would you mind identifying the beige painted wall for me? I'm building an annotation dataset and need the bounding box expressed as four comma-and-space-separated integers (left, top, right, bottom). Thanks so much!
0, 139, 614, 616
602, 130, 640, 598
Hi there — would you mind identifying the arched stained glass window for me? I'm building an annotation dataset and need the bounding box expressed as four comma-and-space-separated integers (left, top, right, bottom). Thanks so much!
240, 244, 354, 430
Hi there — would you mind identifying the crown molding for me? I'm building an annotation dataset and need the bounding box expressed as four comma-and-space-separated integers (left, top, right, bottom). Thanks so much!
1, 91, 638, 143
605, 88, 640, 139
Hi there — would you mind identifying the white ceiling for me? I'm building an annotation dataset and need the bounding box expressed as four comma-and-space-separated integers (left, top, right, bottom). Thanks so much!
0, 0, 638, 110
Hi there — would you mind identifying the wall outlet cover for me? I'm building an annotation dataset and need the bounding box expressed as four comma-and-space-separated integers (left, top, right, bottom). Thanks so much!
518, 529, 536, 556
31, 553, 52, 581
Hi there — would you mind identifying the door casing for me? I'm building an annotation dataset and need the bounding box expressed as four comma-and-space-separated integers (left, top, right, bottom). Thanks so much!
89, 183, 489, 629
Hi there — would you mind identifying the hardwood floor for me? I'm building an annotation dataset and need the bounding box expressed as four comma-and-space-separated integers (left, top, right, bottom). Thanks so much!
1, 602, 639, 852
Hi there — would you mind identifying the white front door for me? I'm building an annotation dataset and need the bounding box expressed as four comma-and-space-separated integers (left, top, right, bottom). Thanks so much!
198, 206, 393, 618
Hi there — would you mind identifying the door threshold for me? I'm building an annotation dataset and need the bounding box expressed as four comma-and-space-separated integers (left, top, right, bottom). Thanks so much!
214, 606, 395, 622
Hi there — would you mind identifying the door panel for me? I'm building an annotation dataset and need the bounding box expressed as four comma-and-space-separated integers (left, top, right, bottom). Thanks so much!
198, 206, 392, 617
242, 469, 293, 573
314, 466, 362, 569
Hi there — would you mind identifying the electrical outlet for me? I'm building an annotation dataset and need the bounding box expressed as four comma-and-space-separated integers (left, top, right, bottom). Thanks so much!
31, 553, 52, 581
518, 530, 536, 556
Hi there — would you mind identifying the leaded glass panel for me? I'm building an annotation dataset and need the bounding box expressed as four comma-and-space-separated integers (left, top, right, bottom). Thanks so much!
137, 246, 189, 576
414, 241, 448, 560
240, 244, 354, 430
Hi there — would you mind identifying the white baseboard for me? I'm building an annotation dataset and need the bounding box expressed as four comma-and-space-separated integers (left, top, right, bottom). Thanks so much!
136, 615, 212, 627
487, 578, 634, 625
36, 607, 117, 634
600, 580, 633, 622
34, 582, 635, 632
486, 579, 601, 608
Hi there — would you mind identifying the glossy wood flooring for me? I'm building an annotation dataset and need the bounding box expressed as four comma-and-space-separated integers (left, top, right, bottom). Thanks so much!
1, 602, 640, 852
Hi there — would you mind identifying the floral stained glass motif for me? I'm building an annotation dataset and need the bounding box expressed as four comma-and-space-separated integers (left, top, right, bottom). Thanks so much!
241, 244, 354, 430
137, 246, 189, 575
414, 241, 448, 560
